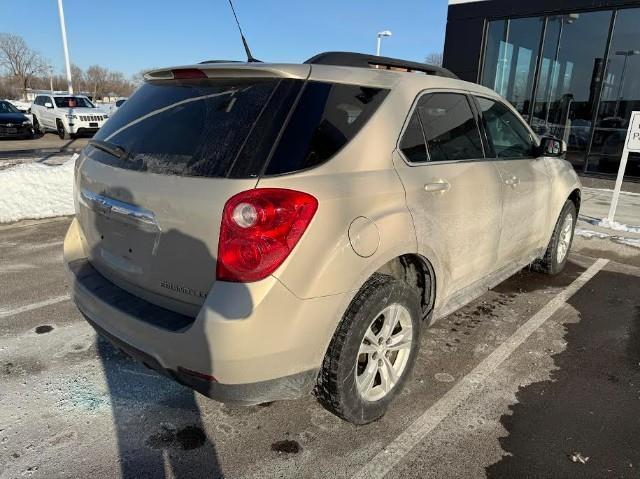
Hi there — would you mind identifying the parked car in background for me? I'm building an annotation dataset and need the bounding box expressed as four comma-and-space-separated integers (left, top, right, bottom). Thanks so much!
64, 52, 581, 424
0, 100, 34, 139
6, 99, 31, 114
99, 97, 127, 117
30, 94, 108, 139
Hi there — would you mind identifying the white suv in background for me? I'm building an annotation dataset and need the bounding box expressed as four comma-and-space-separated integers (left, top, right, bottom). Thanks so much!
31, 94, 108, 139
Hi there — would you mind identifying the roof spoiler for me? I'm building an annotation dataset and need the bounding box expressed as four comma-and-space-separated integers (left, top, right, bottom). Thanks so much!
305, 51, 458, 79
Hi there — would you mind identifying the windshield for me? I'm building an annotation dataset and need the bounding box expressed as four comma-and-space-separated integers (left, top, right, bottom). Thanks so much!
0, 101, 20, 114
54, 96, 95, 108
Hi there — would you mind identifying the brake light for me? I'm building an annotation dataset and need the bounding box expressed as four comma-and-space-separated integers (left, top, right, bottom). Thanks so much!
171, 68, 207, 79
216, 189, 318, 282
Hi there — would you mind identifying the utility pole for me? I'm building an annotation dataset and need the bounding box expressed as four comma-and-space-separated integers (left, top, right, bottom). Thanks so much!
57, 0, 73, 94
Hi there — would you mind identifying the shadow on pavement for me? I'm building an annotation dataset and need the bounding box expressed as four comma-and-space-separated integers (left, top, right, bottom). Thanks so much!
486, 268, 640, 478
83, 186, 241, 478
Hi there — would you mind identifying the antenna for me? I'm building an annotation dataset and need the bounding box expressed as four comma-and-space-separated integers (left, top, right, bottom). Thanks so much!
227, 0, 260, 63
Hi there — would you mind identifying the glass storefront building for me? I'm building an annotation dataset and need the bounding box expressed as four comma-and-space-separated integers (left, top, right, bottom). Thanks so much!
443, 0, 640, 179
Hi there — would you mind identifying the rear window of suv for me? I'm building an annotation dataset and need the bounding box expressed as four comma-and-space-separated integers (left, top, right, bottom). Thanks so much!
90, 77, 388, 179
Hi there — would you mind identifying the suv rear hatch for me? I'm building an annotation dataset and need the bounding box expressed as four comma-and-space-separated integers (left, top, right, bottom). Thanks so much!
75, 64, 390, 315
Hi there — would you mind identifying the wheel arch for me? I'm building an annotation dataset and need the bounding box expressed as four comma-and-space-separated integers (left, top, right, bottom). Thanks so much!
375, 253, 436, 320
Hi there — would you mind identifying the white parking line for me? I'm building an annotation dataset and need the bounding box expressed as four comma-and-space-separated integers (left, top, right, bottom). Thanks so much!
353, 258, 609, 479
0, 294, 70, 319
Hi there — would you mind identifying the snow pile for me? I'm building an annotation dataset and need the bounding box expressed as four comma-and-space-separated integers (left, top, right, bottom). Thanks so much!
0, 157, 76, 223
575, 228, 640, 249
574, 228, 609, 240
595, 218, 640, 234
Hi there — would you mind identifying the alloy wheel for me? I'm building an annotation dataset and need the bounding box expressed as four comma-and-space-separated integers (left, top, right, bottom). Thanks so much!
556, 212, 573, 263
355, 303, 413, 402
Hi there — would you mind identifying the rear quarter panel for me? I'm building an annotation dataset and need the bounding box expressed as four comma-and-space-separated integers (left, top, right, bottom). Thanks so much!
256, 86, 418, 300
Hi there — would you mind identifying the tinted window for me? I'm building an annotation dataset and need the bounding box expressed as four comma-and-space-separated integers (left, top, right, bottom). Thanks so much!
399, 111, 428, 162
0, 101, 20, 114
416, 93, 484, 162
265, 82, 388, 175
93, 78, 297, 178
476, 97, 535, 158
115, 99, 126, 107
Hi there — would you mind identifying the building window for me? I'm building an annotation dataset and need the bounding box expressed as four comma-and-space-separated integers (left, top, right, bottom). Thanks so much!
588, 8, 640, 177
481, 17, 544, 118
480, 9, 628, 176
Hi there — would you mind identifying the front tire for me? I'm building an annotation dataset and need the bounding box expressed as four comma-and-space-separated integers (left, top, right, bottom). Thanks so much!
533, 200, 577, 275
315, 273, 422, 424
57, 120, 70, 140
32, 116, 42, 135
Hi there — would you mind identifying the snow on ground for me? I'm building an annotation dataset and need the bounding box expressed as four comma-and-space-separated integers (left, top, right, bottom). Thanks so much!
575, 228, 640, 249
0, 156, 75, 223
595, 218, 640, 234
574, 228, 610, 240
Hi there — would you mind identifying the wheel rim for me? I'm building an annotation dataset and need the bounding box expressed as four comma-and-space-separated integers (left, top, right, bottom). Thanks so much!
58, 124, 64, 137
355, 303, 413, 402
556, 212, 573, 263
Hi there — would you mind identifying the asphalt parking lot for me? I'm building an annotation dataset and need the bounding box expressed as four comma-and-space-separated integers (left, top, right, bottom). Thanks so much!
0, 133, 89, 157
0, 218, 639, 478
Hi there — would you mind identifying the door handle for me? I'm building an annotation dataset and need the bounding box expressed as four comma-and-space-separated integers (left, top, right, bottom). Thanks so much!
424, 181, 450, 193
504, 176, 520, 186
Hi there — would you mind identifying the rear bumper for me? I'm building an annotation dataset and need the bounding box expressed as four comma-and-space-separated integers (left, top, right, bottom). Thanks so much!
85, 313, 317, 405
64, 219, 348, 404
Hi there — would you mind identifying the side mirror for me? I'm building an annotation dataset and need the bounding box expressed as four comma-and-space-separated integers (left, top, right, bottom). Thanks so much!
44, 102, 53, 109
539, 136, 567, 157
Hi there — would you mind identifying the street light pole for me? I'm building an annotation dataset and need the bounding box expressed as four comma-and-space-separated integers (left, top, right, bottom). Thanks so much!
49, 66, 54, 94
57, 0, 73, 94
376, 30, 392, 56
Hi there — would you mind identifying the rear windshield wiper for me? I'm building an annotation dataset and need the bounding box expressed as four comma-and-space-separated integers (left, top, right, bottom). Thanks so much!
89, 139, 127, 160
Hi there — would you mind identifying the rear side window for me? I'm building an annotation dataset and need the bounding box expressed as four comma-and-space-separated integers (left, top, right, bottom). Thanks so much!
90, 78, 387, 178
475, 97, 535, 159
416, 93, 484, 162
265, 82, 388, 175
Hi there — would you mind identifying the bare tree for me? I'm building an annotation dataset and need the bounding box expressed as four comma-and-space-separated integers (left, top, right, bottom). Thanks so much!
70, 64, 85, 93
0, 33, 46, 97
425, 52, 444, 67
86, 65, 108, 99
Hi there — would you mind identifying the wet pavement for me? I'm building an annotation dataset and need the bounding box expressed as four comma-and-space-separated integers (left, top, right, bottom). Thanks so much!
0, 218, 638, 478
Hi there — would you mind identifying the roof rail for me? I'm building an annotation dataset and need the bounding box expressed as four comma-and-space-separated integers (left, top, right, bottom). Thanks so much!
305, 52, 458, 79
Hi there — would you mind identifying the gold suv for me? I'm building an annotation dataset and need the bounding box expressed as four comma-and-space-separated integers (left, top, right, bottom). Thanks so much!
64, 52, 580, 424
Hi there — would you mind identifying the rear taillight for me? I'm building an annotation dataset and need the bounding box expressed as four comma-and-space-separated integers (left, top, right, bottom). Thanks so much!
216, 189, 318, 283
171, 68, 207, 79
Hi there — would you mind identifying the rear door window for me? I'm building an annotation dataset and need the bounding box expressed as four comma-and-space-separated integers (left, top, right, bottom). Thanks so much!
416, 93, 484, 162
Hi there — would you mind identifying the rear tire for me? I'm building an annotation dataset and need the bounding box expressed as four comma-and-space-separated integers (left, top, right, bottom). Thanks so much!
533, 200, 576, 275
315, 273, 422, 424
